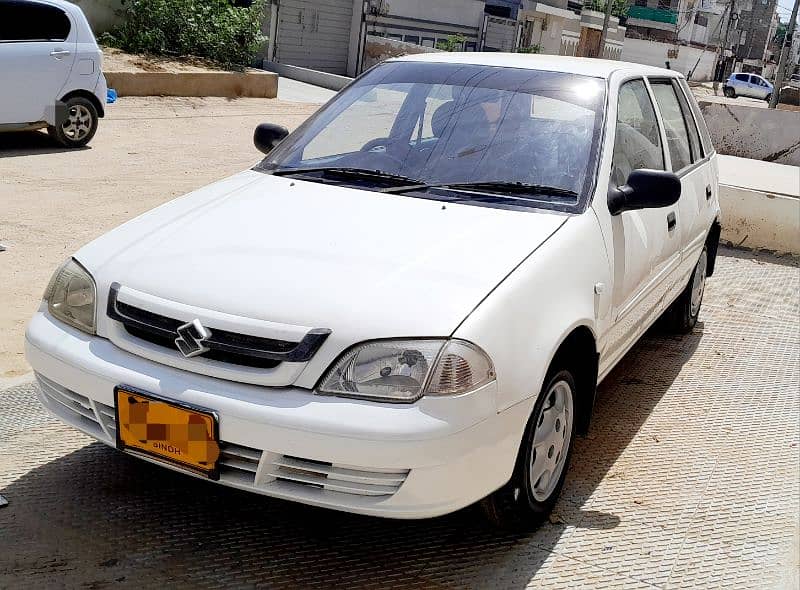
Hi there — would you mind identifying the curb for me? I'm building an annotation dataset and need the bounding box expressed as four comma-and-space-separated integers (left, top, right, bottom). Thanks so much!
104, 71, 278, 98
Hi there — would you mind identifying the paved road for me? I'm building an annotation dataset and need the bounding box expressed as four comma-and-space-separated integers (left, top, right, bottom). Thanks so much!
1, 248, 797, 589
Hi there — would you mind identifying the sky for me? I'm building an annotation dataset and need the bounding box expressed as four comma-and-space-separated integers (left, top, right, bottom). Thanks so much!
775, 1, 798, 23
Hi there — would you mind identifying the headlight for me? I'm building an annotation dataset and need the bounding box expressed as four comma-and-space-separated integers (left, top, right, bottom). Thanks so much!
43, 258, 97, 335
318, 339, 495, 403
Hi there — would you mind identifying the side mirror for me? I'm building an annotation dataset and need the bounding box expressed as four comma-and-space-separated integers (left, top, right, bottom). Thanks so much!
608, 169, 681, 216
254, 123, 289, 155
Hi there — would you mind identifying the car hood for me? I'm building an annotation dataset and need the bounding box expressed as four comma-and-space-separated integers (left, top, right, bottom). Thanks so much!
77, 170, 567, 346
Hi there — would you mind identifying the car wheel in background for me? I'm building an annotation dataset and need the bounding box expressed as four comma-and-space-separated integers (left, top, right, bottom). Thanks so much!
663, 246, 708, 334
48, 97, 98, 148
723, 87, 736, 98
481, 369, 577, 529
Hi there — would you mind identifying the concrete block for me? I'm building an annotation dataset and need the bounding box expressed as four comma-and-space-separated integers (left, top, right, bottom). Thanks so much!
104, 71, 278, 98
262, 61, 352, 91
700, 101, 800, 166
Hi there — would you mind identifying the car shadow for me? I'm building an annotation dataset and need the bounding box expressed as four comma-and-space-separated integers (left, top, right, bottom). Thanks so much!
0, 130, 89, 158
0, 326, 703, 589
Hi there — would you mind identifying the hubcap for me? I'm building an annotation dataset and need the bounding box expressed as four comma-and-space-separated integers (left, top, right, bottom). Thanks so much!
529, 380, 574, 502
690, 249, 708, 317
61, 104, 93, 141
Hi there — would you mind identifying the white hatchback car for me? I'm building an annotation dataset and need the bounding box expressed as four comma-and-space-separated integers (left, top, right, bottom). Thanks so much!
0, 0, 107, 147
26, 54, 721, 528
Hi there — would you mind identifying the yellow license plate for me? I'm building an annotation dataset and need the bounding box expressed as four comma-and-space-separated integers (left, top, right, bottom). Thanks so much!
115, 387, 220, 479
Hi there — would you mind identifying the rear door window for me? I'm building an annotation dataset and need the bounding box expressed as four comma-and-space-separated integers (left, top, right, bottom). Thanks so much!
649, 80, 692, 172
672, 81, 703, 162
0, 0, 71, 42
611, 79, 665, 187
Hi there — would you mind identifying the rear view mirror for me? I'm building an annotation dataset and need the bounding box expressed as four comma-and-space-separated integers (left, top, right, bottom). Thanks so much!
254, 123, 289, 155
608, 169, 681, 215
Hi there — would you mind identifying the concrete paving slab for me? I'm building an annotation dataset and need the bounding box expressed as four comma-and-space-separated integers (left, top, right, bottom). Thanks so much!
0, 248, 797, 589
277, 76, 337, 104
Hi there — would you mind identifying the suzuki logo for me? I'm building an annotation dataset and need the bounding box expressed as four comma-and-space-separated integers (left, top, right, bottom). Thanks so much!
175, 319, 212, 358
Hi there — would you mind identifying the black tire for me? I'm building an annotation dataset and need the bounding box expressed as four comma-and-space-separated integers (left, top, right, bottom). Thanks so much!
663, 246, 708, 334
723, 87, 736, 98
47, 96, 98, 148
481, 369, 577, 530
765, 93, 772, 103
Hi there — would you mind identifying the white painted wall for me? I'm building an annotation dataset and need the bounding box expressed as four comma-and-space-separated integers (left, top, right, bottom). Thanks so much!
620, 38, 717, 80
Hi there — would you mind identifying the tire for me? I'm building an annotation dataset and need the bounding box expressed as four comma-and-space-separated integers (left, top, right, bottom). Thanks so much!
47, 96, 98, 148
723, 87, 736, 98
481, 369, 577, 530
765, 93, 772, 103
663, 246, 708, 334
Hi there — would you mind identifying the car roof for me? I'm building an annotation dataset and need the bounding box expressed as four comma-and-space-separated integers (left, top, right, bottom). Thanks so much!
389, 53, 681, 80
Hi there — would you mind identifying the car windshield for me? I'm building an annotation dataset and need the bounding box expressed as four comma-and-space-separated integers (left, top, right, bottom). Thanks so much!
257, 62, 606, 212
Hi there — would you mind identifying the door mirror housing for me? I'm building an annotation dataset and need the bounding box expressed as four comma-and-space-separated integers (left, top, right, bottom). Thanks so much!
608, 169, 681, 216
254, 123, 289, 155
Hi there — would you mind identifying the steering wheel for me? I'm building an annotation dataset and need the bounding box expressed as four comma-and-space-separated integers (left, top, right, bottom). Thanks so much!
357, 137, 407, 169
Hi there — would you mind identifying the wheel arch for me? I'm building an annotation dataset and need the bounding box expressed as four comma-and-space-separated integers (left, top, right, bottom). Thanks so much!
59, 89, 105, 118
546, 324, 599, 436
706, 218, 722, 277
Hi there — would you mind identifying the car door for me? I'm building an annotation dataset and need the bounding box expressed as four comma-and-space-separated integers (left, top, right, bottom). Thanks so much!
732, 73, 751, 96
650, 78, 711, 293
0, 0, 77, 125
600, 78, 681, 371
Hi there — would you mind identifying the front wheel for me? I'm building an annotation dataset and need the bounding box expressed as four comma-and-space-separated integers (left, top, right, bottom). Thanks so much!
481, 369, 577, 529
723, 87, 736, 98
48, 96, 98, 148
663, 246, 708, 334
765, 93, 772, 103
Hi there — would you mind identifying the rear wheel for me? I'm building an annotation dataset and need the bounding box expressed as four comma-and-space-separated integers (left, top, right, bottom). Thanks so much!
663, 246, 708, 334
481, 369, 576, 529
48, 97, 98, 148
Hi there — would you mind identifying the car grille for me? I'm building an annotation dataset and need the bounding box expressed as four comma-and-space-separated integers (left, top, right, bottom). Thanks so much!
266, 455, 409, 497
107, 283, 330, 371
218, 442, 262, 486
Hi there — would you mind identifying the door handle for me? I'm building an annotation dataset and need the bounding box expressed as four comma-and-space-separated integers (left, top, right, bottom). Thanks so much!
667, 212, 677, 232
50, 49, 71, 57
705, 185, 712, 201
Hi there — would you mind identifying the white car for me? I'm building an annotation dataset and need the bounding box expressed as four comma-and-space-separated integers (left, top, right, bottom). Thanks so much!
722, 72, 774, 101
0, 0, 107, 147
25, 54, 721, 528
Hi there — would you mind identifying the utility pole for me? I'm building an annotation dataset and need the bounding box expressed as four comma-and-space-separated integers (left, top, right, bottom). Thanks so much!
714, 0, 735, 94
598, 0, 614, 58
769, 0, 799, 108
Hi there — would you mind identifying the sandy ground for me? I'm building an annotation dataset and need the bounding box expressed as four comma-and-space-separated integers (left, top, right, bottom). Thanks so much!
0, 96, 321, 380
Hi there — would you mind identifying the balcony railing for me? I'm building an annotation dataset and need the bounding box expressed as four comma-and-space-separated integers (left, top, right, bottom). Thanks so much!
626, 6, 677, 24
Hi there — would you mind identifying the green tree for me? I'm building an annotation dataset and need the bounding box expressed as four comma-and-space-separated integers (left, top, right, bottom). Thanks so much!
436, 34, 466, 52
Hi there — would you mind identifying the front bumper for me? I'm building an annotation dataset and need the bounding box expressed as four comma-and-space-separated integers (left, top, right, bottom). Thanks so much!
25, 310, 533, 519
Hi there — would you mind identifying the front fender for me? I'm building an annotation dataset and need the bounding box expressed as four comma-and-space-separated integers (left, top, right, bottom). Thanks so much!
453, 212, 612, 411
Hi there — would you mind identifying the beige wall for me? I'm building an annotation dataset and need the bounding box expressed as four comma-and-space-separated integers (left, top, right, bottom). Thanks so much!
68, 0, 123, 33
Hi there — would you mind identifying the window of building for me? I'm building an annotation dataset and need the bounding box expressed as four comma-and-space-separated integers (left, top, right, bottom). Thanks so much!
657, 0, 673, 10
650, 80, 693, 171
0, 0, 71, 42
403, 35, 420, 45
694, 13, 708, 26
611, 79, 665, 187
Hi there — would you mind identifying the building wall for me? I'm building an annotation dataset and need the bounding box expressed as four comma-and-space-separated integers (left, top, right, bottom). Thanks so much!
621, 37, 717, 79
68, 0, 123, 33
734, 0, 778, 61
362, 34, 442, 69
367, 0, 486, 49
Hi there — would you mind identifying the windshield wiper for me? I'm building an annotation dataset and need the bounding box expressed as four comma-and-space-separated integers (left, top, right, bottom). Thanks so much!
269, 167, 422, 186
381, 181, 579, 200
